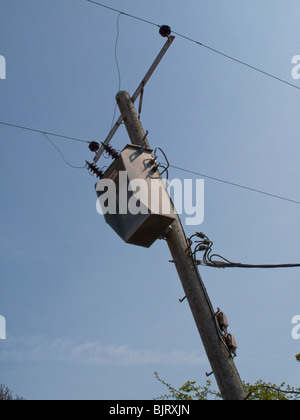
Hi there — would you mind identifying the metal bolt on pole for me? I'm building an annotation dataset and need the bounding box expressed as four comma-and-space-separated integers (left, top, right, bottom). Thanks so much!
116, 91, 246, 401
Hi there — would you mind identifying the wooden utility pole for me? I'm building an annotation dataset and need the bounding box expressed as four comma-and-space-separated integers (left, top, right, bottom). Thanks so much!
116, 91, 246, 401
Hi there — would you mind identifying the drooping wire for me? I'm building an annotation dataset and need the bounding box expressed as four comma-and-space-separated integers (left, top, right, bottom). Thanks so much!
115, 13, 122, 93
154, 147, 170, 179
42, 133, 86, 169
188, 232, 300, 269
110, 12, 122, 130
86, 0, 300, 92
2, 120, 300, 206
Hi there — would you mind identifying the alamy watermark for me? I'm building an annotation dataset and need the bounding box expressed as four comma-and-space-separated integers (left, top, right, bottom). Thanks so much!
96, 173, 205, 226
0, 55, 6, 80
0, 315, 6, 340
292, 315, 300, 340
292, 56, 300, 80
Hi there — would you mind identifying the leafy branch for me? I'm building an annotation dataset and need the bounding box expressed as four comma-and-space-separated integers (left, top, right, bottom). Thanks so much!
154, 373, 300, 401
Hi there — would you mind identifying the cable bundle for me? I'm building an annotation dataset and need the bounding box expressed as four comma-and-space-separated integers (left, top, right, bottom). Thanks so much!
188, 232, 300, 269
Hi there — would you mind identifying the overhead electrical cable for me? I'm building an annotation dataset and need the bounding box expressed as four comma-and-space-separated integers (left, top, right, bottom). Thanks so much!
42, 133, 86, 169
86, 0, 160, 28
0, 121, 89, 169
86, 0, 300, 92
0, 121, 90, 144
171, 30, 300, 91
169, 164, 300, 206
1, 120, 300, 205
110, 12, 122, 130
189, 232, 300, 270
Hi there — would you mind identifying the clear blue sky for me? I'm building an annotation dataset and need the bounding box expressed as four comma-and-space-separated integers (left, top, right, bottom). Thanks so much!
0, 0, 300, 400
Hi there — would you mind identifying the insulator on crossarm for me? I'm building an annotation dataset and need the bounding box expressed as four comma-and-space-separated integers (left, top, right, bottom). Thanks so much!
89, 141, 100, 153
159, 25, 172, 38
86, 161, 104, 179
101, 143, 120, 160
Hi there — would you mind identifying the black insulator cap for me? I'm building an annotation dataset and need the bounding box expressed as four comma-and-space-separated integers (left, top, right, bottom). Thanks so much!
89, 141, 100, 153
86, 161, 104, 179
159, 25, 172, 38
101, 142, 120, 160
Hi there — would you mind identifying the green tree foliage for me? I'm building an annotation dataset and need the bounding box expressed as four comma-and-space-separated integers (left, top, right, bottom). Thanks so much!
154, 372, 221, 400
296, 354, 300, 362
154, 372, 300, 401
243, 381, 300, 401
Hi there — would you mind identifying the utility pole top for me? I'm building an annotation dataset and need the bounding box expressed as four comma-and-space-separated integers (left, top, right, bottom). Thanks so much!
94, 36, 175, 164
116, 91, 150, 149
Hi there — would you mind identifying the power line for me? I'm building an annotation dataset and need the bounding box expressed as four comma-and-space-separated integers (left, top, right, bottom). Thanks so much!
110, 13, 122, 130
115, 13, 122, 95
0, 121, 89, 169
86, 0, 160, 28
1, 120, 300, 205
172, 32, 300, 91
86, 0, 300, 92
42, 133, 86, 169
0, 121, 90, 144
169, 164, 300, 206
189, 232, 300, 270
84, 2, 300, 203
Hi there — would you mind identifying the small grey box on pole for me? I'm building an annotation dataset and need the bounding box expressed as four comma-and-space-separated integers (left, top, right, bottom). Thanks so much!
116, 91, 246, 401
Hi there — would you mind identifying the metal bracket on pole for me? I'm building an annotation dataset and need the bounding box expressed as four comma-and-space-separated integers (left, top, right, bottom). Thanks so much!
94, 35, 175, 164
138, 85, 144, 120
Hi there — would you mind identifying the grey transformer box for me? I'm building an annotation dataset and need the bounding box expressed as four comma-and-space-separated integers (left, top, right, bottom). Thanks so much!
96, 144, 176, 248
